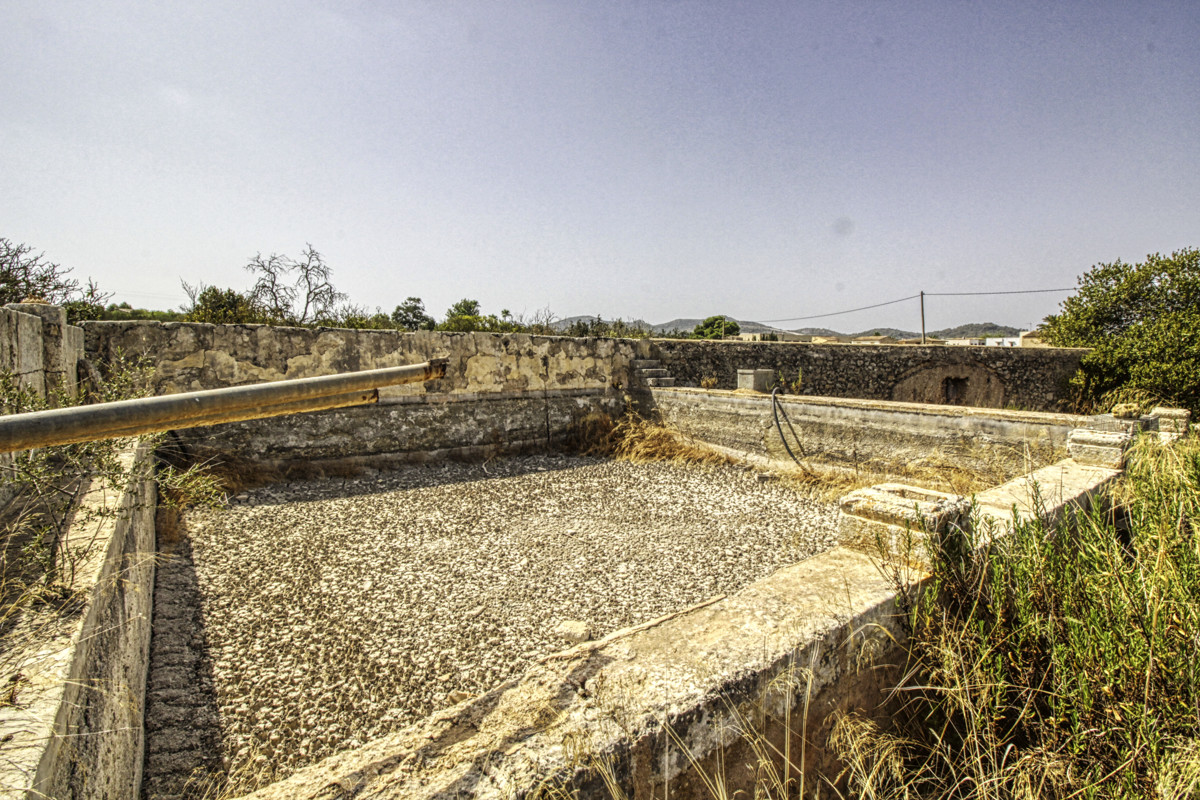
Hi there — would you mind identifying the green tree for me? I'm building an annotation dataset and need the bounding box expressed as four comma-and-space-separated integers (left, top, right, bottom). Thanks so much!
1042, 247, 1200, 414
692, 315, 740, 340
182, 283, 265, 324
391, 297, 436, 331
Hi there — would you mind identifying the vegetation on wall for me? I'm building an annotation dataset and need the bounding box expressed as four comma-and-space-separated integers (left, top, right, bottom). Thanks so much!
1043, 247, 1200, 414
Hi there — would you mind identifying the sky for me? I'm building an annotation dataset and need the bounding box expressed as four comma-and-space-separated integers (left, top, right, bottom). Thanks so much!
2, 1, 1198, 333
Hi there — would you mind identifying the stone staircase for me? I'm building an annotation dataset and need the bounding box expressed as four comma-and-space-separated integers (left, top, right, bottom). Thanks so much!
632, 358, 675, 388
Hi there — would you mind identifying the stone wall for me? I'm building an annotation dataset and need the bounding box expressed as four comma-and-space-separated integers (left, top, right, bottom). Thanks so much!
81, 321, 648, 396
650, 340, 1086, 412
81, 322, 646, 464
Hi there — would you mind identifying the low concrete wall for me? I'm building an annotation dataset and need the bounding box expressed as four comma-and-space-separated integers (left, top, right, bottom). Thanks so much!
650, 339, 1086, 411
177, 387, 627, 466
0, 444, 157, 799
647, 387, 1082, 477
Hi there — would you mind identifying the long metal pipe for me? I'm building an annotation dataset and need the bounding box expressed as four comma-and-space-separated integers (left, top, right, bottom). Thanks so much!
0, 358, 448, 453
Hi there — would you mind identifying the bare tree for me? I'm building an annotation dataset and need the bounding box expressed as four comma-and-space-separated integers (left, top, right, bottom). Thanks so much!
244, 244, 345, 325
0, 238, 80, 305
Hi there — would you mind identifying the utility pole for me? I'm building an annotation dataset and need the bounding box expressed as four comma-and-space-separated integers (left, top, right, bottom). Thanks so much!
920, 291, 926, 344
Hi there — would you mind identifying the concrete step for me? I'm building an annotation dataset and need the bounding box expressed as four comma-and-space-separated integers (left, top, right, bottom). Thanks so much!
634, 368, 671, 378
644, 377, 676, 387
631, 359, 661, 370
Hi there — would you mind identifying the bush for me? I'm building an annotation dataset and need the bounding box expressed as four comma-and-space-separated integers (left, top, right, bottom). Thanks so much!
1043, 248, 1200, 414
836, 434, 1200, 799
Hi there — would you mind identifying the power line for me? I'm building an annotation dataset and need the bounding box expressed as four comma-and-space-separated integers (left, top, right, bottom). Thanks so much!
757, 286, 1074, 324
925, 288, 1074, 297
758, 294, 920, 324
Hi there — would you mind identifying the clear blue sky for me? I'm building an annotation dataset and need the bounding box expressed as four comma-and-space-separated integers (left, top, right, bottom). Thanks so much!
3, 1, 1197, 332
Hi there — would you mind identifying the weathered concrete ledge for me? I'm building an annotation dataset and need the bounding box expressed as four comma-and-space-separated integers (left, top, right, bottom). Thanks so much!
647, 387, 1080, 476
837, 457, 1123, 567
234, 546, 904, 800
973, 458, 1122, 528
0, 444, 156, 799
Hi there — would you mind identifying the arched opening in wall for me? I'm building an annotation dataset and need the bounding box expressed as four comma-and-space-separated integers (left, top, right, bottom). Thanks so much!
942, 376, 969, 405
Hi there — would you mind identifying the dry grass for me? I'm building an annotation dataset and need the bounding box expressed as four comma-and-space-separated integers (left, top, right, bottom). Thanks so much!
567, 412, 734, 466
609, 415, 734, 466
167, 450, 368, 497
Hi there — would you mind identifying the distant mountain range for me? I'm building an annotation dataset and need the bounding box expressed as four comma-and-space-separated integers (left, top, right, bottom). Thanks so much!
556, 315, 1023, 339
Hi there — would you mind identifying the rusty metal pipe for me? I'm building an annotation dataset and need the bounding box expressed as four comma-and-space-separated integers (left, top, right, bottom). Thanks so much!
0, 359, 447, 453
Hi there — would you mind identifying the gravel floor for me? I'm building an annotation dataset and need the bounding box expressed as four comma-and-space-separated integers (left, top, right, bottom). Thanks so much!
145, 454, 840, 793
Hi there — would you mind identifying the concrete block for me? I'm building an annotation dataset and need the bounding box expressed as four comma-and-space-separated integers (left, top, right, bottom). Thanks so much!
838, 483, 969, 563
736, 368, 774, 393
1151, 407, 1191, 436
1068, 428, 1132, 468
1086, 413, 1155, 435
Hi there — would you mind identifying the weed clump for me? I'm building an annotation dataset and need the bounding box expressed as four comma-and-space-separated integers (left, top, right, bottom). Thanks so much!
835, 434, 1200, 799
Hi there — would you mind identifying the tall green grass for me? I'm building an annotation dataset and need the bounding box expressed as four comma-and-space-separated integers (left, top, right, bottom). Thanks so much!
835, 435, 1200, 799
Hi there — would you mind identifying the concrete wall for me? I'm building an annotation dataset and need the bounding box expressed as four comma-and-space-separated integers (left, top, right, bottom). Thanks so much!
0, 306, 46, 396
650, 339, 1086, 412
0, 445, 157, 799
1, 303, 84, 401
647, 387, 1082, 477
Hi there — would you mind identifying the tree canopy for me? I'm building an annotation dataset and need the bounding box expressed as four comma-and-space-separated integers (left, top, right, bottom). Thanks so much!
182, 283, 266, 324
391, 297, 436, 331
692, 315, 740, 339
1042, 247, 1200, 414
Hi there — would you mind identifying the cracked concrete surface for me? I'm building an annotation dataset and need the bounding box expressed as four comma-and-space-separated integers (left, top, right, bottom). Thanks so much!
142, 454, 839, 797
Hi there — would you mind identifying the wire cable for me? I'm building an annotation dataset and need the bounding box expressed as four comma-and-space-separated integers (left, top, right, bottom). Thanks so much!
925, 288, 1074, 297
758, 294, 920, 324
757, 286, 1074, 325
770, 387, 810, 472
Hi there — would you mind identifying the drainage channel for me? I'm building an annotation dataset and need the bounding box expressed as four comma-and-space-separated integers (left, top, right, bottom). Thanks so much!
140, 454, 840, 798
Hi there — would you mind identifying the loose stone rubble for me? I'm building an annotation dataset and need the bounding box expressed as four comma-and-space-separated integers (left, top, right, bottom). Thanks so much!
143, 454, 839, 795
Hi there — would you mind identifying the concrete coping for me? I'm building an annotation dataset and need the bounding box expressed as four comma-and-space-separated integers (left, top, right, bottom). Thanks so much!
1151, 407, 1192, 434
973, 459, 1122, 530
838, 458, 1123, 567
839, 483, 968, 533
1067, 428, 1133, 468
